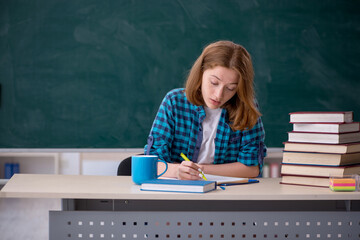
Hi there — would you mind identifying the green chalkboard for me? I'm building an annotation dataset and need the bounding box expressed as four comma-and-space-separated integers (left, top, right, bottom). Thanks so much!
1, 0, 359, 148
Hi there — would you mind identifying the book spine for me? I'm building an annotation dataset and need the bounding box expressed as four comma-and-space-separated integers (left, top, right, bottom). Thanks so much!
3, 163, 20, 179
280, 182, 329, 188
270, 163, 280, 178
289, 111, 352, 114
290, 131, 360, 134
4, 163, 12, 179
12, 163, 20, 175
262, 163, 270, 178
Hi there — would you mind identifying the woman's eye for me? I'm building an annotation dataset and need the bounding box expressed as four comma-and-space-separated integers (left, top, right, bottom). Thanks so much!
210, 81, 218, 85
227, 87, 236, 91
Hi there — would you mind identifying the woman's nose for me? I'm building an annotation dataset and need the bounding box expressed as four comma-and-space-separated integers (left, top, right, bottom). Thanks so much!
214, 87, 224, 100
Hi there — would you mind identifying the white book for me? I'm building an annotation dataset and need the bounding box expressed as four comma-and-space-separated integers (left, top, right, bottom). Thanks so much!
289, 111, 353, 123
281, 175, 330, 188
293, 122, 360, 133
283, 141, 360, 154
288, 131, 360, 144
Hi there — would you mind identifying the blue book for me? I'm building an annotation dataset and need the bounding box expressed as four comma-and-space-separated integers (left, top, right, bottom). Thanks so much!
140, 179, 217, 193
12, 163, 20, 175
4, 163, 12, 179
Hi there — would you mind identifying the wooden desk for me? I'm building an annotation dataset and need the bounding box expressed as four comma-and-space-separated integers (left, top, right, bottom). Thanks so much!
1, 174, 360, 240
2, 173, 360, 200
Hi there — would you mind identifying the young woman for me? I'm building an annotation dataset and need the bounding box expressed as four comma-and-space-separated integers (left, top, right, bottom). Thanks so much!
144, 40, 266, 180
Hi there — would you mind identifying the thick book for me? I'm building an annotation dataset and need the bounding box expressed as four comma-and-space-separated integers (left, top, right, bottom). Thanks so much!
288, 131, 360, 144
280, 163, 360, 177
282, 151, 360, 166
140, 179, 216, 193
283, 141, 360, 154
292, 122, 360, 133
280, 175, 329, 188
289, 111, 353, 123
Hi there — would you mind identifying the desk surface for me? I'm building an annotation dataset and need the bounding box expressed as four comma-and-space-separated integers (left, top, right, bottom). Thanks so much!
1, 174, 359, 200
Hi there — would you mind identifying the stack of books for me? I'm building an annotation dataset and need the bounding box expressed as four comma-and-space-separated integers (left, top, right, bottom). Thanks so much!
280, 111, 360, 187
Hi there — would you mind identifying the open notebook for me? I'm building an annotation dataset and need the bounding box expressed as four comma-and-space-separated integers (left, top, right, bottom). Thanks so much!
204, 174, 259, 185
160, 174, 259, 186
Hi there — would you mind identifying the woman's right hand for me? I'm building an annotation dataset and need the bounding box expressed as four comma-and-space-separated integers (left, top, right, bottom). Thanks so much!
176, 161, 203, 180
159, 161, 203, 180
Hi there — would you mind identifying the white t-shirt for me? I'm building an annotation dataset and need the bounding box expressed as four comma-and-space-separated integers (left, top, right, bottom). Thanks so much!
197, 107, 222, 164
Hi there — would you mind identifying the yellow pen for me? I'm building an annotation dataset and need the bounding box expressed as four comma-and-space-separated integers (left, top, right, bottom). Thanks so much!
180, 152, 208, 181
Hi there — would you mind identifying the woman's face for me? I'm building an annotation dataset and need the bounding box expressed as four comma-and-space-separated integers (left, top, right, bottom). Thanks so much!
201, 66, 239, 109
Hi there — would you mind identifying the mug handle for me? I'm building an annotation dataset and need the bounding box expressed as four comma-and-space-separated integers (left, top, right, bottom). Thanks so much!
157, 159, 168, 178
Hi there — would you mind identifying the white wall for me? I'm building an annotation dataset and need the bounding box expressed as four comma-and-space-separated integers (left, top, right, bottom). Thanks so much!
0, 148, 282, 177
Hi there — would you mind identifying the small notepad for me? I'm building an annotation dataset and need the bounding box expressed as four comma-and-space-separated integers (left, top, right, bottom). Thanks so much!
329, 175, 358, 192
140, 179, 216, 193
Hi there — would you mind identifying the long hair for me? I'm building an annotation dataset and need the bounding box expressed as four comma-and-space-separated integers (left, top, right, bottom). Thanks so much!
185, 40, 261, 131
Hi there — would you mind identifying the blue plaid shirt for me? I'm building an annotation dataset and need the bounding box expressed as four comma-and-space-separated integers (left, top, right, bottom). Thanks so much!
144, 88, 266, 170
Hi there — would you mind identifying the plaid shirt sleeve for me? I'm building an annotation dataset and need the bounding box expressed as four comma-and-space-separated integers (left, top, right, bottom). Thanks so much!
237, 117, 266, 169
144, 90, 176, 162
